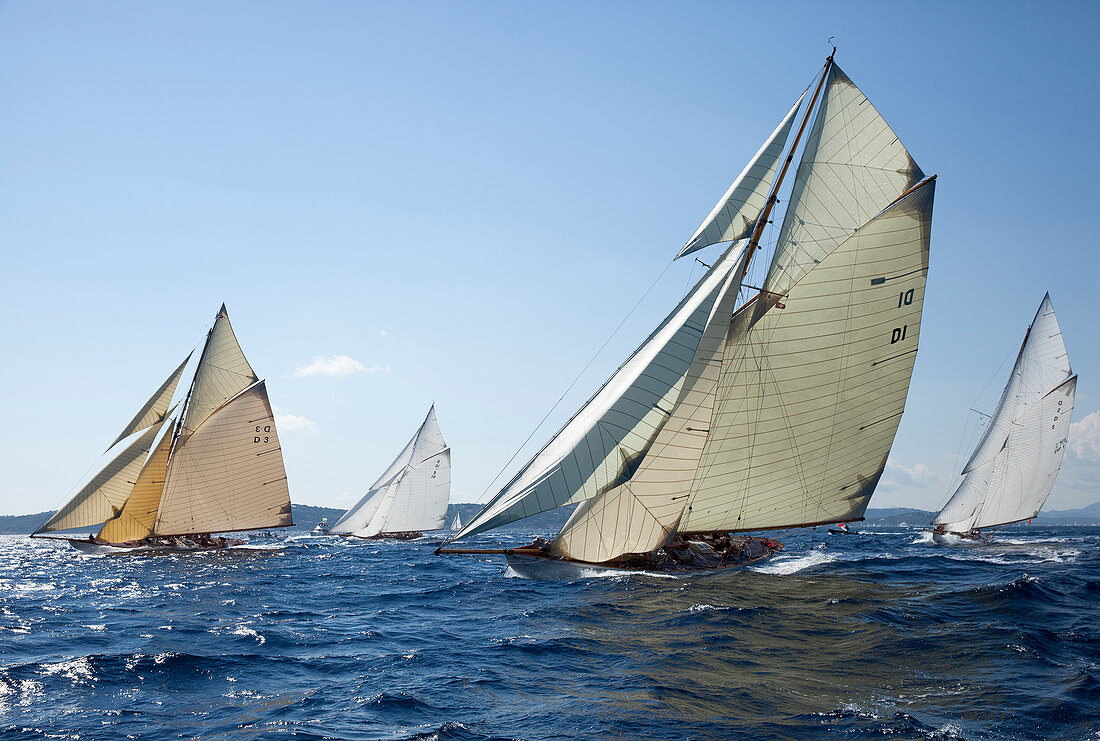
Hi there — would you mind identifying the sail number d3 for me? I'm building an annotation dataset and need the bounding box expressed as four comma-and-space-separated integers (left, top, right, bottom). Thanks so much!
254, 425, 272, 444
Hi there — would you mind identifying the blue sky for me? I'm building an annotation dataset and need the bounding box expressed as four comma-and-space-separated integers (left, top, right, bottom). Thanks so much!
1, 1, 1098, 517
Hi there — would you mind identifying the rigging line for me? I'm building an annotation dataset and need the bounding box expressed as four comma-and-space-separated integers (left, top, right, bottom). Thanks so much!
472, 258, 678, 505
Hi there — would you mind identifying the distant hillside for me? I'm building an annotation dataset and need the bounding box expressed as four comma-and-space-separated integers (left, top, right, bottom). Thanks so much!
2, 500, 1095, 535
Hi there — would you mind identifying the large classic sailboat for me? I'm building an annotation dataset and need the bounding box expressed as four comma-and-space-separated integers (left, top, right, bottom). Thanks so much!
931, 295, 1076, 543
33, 305, 293, 553
440, 51, 936, 576
330, 406, 451, 540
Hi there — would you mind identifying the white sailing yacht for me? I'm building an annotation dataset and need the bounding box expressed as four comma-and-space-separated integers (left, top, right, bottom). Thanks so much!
932, 295, 1076, 543
449, 510, 463, 532
440, 51, 936, 576
33, 304, 293, 553
330, 406, 451, 540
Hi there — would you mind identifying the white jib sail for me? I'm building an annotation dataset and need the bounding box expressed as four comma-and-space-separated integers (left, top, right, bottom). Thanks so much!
681, 177, 935, 533
450, 511, 463, 531
109, 353, 192, 449
37, 420, 169, 534
154, 381, 292, 535
677, 93, 805, 260
456, 243, 748, 540
765, 64, 924, 298
933, 295, 1076, 532
331, 406, 451, 536
550, 243, 748, 562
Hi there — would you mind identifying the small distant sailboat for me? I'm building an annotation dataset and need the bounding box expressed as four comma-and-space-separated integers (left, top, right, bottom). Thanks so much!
33, 305, 293, 553
449, 510, 463, 532
331, 406, 451, 540
932, 295, 1076, 543
440, 51, 935, 577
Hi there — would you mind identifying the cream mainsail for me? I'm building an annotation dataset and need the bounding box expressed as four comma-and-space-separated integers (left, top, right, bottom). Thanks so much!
451, 54, 935, 564
331, 406, 451, 537
36, 305, 293, 543
933, 295, 1076, 534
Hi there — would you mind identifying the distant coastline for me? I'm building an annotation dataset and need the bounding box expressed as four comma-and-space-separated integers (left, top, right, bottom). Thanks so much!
3, 502, 1098, 535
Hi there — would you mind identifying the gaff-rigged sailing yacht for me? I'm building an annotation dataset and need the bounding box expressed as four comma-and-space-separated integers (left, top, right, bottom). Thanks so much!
330, 406, 451, 540
32, 305, 293, 554
439, 51, 936, 577
931, 295, 1076, 544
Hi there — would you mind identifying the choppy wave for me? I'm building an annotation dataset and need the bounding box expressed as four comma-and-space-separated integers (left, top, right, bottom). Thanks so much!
0, 526, 1097, 739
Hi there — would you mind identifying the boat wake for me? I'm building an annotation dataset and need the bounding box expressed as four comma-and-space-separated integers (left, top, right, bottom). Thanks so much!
751, 548, 838, 575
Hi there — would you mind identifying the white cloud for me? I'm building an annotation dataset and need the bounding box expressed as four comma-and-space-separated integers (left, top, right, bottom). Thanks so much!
1068, 410, 1100, 463
884, 460, 939, 487
293, 355, 380, 379
272, 406, 317, 433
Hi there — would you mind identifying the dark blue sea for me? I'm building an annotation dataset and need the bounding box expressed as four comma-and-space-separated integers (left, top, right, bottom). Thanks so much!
1, 527, 1097, 740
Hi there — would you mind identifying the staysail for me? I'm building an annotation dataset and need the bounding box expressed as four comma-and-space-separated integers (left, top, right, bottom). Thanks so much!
331, 406, 451, 537
35, 420, 170, 534
455, 242, 748, 540
933, 295, 1076, 532
181, 304, 258, 440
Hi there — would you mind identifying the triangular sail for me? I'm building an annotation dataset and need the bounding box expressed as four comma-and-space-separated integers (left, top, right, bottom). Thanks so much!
933, 296, 1075, 532
456, 243, 747, 540
36, 421, 168, 534
677, 94, 805, 260
681, 177, 935, 532
331, 406, 451, 536
110, 353, 192, 449
450, 510, 463, 531
154, 381, 292, 535
97, 424, 175, 543
181, 305, 257, 440
550, 244, 748, 562
765, 64, 924, 297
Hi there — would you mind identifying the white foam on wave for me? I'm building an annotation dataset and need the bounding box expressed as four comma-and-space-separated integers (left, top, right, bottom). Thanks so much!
752, 549, 838, 575
40, 657, 94, 684
231, 624, 266, 645
687, 603, 731, 613
912, 531, 935, 545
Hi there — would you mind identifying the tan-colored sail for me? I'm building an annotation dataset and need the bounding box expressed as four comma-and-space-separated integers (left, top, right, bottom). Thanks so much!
182, 305, 257, 440
110, 353, 192, 449
154, 381, 291, 535
37, 423, 166, 534
765, 64, 924, 297
97, 426, 174, 543
550, 244, 748, 562
681, 178, 935, 532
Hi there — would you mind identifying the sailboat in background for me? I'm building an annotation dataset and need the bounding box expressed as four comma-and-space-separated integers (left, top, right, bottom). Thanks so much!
449, 510, 463, 533
331, 406, 451, 540
33, 305, 293, 553
440, 51, 936, 576
932, 295, 1076, 543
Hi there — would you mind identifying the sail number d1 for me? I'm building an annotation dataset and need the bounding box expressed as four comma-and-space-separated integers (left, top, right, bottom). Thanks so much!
890, 325, 908, 344
254, 425, 272, 444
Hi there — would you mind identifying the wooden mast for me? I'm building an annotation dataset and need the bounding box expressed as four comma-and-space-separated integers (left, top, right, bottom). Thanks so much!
735, 49, 834, 290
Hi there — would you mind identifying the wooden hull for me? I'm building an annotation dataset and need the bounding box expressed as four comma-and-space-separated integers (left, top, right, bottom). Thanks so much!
64, 537, 247, 555
502, 537, 782, 580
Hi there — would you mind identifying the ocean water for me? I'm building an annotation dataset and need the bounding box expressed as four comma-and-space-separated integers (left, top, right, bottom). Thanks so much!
0, 527, 1097, 740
